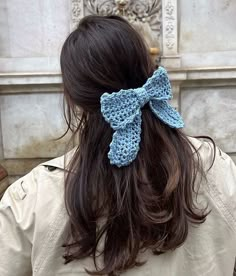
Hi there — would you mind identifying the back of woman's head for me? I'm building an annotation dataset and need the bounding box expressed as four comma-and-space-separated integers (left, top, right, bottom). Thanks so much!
61, 15, 153, 113
60, 15, 207, 276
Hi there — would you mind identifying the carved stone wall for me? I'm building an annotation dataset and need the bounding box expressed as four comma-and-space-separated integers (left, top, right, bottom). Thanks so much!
0, 0, 235, 184
71, 0, 179, 66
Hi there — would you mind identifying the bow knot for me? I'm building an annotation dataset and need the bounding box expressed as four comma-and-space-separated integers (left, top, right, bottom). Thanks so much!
136, 87, 150, 107
100, 66, 184, 167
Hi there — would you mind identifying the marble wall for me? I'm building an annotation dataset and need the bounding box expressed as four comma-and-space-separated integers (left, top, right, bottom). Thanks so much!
0, 0, 70, 182
0, 0, 235, 183
178, 0, 236, 163
181, 87, 236, 152
179, 0, 236, 67
1, 93, 67, 159
0, 0, 70, 72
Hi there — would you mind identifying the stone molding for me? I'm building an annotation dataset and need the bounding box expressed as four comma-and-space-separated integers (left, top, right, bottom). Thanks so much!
0, 72, 62, 87
1, 67, 236, 93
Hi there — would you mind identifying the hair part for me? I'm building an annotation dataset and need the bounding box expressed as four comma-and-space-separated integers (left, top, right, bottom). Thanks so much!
60, 15, 209, 275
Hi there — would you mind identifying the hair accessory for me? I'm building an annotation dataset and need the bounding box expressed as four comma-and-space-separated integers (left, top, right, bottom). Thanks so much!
100, 66, 184, 167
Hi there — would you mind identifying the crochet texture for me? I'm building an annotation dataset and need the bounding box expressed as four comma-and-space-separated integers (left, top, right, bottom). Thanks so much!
100, 66, 184, 167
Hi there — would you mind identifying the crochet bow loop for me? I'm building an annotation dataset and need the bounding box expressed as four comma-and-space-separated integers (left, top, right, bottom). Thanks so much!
101, 89, 142, 130
143, 67, 172, 101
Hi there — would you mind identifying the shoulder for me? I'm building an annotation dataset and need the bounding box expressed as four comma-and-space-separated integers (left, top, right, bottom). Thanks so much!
4, 147, 75, 196
0, 149, 75, 235
1, 152, 66, 204
189, 136, 235, 179
189, 136, 236, 233
0, 151, 75, 275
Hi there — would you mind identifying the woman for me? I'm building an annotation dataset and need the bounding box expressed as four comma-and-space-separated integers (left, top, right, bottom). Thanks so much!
0, 15, 236, 276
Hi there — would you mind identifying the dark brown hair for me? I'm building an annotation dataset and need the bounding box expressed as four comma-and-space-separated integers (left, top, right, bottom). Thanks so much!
60, 15, 208, 275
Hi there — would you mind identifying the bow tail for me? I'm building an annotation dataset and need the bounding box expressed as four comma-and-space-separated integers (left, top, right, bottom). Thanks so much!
149, 100, 184, 129
108, 113, 142, 167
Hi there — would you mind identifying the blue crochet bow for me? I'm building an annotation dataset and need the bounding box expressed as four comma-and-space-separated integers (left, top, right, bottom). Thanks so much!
100, 66, 184, 167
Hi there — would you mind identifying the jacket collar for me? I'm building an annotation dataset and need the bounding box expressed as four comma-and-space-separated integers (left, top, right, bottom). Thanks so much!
41, 148, 77, 172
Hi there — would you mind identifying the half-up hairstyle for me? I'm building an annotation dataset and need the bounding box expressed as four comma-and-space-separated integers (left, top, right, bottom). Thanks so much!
60, 15, 208, 275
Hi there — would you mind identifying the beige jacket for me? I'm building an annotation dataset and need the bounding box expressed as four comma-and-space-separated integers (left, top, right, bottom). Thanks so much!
0, 137, 236, 276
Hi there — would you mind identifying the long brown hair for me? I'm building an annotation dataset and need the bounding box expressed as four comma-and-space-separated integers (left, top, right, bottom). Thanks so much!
60, 15, 208, 275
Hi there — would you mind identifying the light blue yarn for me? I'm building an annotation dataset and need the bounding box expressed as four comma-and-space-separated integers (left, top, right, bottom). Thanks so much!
100, 66, 184, 167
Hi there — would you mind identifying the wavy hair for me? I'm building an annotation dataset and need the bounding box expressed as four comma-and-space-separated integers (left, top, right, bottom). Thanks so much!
60, 15, 209, 275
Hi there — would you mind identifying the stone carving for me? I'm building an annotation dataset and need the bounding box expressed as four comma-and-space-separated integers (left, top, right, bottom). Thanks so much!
86, 0, 161, 27
165, 0, 175, 49
85, 0, 162, 59
71, 0, 84, 29
161, 0, 179, 66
